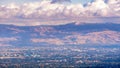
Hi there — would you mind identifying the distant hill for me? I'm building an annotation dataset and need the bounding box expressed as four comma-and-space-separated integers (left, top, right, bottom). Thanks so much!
0, 23, 120, 46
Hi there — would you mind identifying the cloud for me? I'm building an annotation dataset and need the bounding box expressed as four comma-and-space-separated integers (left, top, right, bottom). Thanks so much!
31, 31, 120, 45
0, 0, 120, 26
51, 0, 71, 3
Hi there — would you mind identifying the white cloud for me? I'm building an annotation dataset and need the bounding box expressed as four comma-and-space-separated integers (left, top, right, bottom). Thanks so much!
0, 0, 120, 26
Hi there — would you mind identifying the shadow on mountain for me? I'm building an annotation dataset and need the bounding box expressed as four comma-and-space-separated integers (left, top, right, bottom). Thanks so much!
53, 23, 120, 33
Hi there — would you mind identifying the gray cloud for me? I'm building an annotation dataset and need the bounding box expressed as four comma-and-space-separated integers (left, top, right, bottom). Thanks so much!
51, 0, 71, 3
0, 0, 119, 26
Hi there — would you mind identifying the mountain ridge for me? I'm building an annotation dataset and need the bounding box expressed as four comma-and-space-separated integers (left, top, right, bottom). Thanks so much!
0, 23, 120, 46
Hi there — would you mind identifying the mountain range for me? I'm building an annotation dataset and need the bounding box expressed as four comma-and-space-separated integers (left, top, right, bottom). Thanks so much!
0, 23, 120, 46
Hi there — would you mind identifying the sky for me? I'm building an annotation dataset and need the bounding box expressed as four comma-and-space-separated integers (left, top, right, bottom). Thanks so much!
0, 0, 120, 26
0, 0, 92, 5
